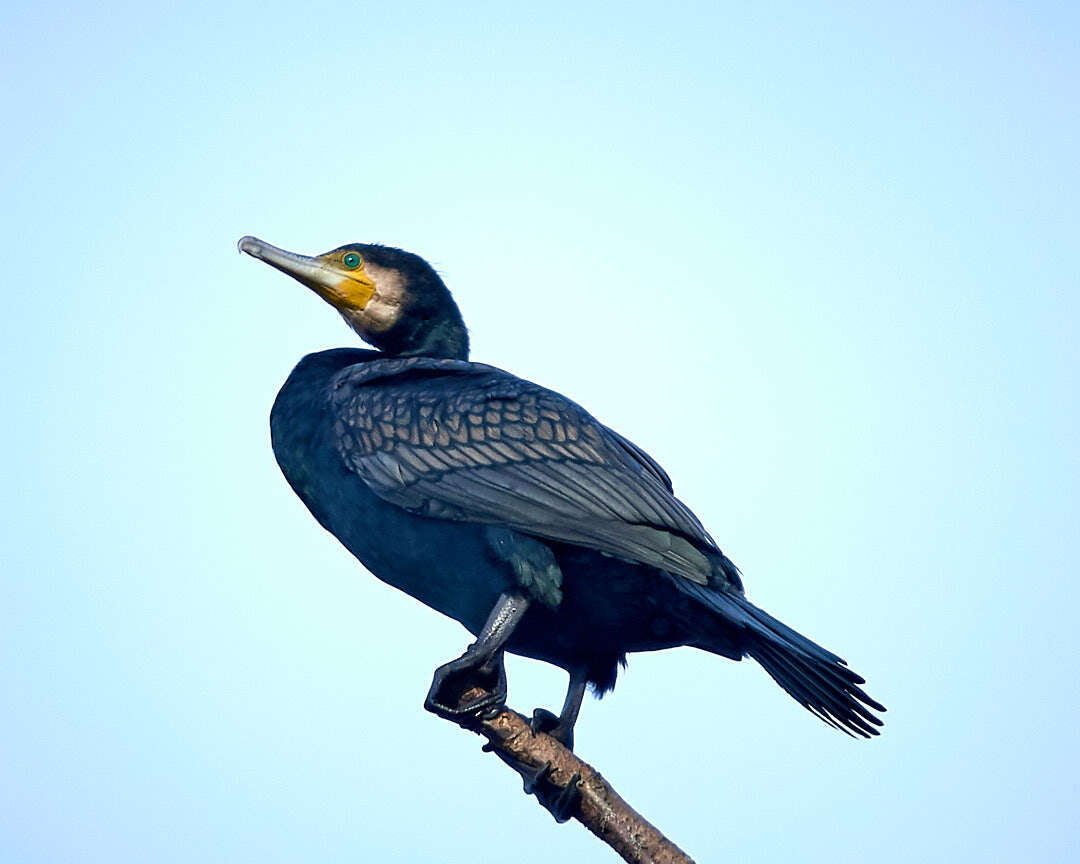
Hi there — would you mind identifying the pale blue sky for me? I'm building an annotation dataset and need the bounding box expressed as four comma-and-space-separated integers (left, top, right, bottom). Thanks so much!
3, 2, 1077, 862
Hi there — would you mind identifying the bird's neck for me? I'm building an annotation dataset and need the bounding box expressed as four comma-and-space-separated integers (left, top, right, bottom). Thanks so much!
398, 317, 469, 360
276, 348, 380, 411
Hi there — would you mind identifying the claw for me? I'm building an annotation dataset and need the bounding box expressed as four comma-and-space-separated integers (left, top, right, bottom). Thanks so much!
424, 649, 507, 723
530, 707, 575, 750
520, 759, 553, 796
519, 761, 582, 823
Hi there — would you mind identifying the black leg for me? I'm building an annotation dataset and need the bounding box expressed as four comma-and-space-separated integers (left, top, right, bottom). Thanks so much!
530, 669, 587, 750
425, 592, 530, 722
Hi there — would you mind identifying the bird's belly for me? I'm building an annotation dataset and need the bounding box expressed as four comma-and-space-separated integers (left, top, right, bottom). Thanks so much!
508, 545, 691, 659
274, 424, 698, 683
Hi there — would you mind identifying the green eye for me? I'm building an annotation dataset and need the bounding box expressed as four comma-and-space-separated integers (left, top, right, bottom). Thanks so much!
343, 252, 362, 269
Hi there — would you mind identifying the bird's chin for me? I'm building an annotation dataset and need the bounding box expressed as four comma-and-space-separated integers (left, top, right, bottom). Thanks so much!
336, 294, 403, 340
333, 307, 384, 351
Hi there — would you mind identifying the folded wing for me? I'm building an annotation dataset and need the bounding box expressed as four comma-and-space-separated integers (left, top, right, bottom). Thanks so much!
328, 357, 721, 586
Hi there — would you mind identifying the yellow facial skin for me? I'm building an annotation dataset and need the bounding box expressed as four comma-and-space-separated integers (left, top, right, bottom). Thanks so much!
238, 236, 376, 314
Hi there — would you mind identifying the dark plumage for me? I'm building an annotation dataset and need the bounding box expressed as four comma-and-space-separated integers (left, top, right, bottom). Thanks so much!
240, 236, 885, 741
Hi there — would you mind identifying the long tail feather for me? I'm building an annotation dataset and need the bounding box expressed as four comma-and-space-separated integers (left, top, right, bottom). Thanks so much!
679, 580, 886, 737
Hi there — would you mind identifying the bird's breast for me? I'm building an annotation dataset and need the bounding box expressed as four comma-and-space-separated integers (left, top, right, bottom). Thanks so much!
270, 366, 511, 634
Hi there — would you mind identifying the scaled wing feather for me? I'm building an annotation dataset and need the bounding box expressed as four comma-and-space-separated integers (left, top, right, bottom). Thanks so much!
330, 357, 718, 585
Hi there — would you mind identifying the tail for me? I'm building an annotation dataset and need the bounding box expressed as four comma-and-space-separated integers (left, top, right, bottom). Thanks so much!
681, 579, 886, 737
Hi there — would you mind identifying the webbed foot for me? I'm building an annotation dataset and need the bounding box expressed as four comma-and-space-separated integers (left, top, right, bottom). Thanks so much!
520, 760, 582, 823
530, 707, 575, 751
424, 649, 507, 723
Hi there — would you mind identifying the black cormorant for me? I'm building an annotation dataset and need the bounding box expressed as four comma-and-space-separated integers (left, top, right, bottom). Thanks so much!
239, 235, 884, 749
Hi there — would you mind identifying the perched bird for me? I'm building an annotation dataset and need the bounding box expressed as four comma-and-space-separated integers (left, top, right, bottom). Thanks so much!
240, 236, 884, 754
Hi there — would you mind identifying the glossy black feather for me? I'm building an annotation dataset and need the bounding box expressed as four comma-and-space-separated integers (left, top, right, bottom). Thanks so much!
270, 346, 883, 724
328, 356, 730, 588
678, 581, 886, 737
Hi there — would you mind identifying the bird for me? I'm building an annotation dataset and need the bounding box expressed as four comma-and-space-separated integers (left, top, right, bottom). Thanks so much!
239, 235, 885, 755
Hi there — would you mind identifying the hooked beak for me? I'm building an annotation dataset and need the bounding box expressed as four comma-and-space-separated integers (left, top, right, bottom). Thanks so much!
238, 235, 376, 311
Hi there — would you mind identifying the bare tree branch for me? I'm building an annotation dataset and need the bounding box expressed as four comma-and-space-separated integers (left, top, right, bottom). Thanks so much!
441, 687, 696, 864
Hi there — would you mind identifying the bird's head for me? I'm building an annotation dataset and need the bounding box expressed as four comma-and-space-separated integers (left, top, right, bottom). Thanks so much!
239, 236, 469, 360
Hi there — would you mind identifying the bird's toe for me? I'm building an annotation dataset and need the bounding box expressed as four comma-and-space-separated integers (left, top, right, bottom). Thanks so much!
530, 707, 575, 750
424, 651, 507, 723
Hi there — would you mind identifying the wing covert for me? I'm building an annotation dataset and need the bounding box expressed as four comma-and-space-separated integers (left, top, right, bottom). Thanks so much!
329, 358, 718, 585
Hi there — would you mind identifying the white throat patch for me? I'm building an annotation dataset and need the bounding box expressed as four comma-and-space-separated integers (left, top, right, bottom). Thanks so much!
342, 261, 407, 334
